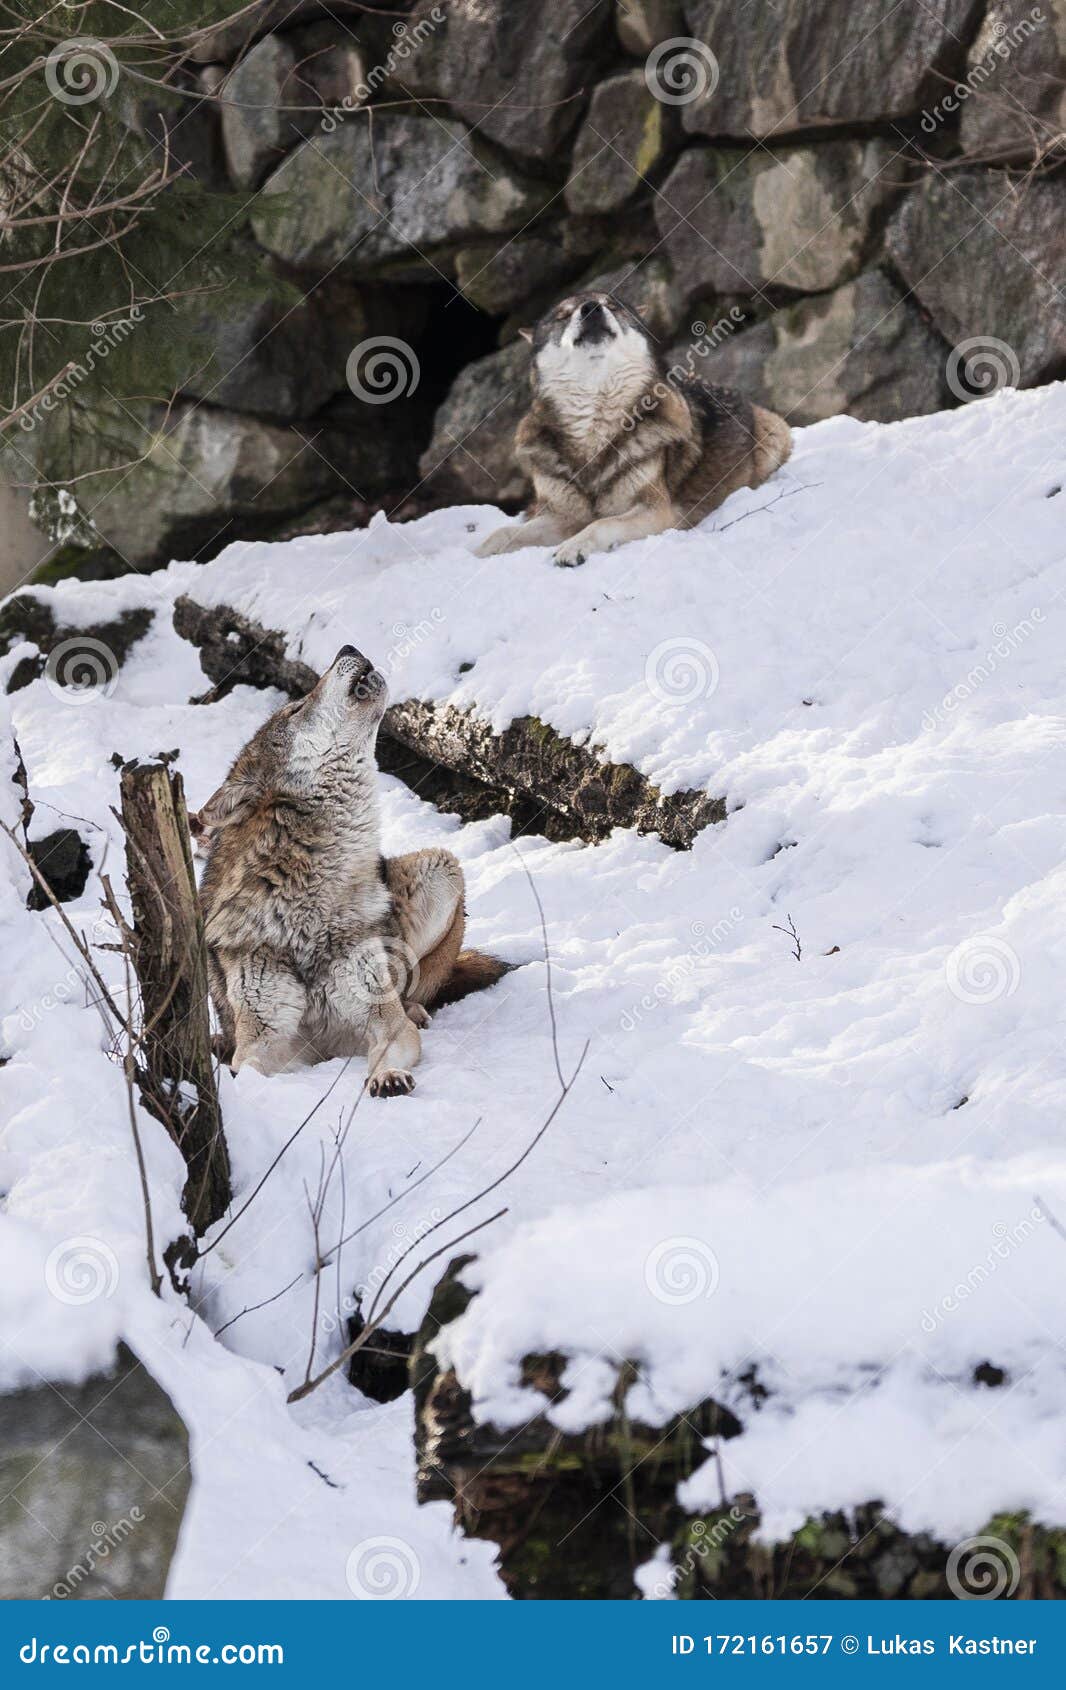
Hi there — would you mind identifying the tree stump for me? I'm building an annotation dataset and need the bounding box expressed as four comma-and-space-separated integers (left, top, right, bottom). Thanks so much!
119, 761, 230, 1233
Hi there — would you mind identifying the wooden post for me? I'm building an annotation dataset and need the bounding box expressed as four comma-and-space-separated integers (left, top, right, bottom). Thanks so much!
119, 760, 230, 1233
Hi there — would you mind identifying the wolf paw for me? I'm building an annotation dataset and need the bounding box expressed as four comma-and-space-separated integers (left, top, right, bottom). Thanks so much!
553, 542, 586, 568
369, 1068, 415, 1098
405, 1003, 432, 1028
475, 525, 519, 557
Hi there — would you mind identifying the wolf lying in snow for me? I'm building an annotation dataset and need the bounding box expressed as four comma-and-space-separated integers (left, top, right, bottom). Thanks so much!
196, 647, 509, 1095
477, 291, 792, 568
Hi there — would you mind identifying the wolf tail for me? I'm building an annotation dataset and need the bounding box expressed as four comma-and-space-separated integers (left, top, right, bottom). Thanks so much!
751, 404, 793, 480
429, 950, 516, 1011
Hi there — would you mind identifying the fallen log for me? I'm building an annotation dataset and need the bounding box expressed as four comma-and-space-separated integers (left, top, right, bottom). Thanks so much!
172, 596, 724, 849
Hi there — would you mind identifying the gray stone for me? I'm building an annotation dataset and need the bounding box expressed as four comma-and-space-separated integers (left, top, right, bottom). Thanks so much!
180, 280, 407, 419
419, 338, 532, 507
670, 316, 775, 408
455, 222, 603, 316
566, 70, 678, 214
666, 271, 949, 424
616, 0, 684, 56
677, 0, 982, 137
657, 140, 898, 301
957, 1, 1066, 160
886, 168, 1066, 386
220, 33, 298, 189
252, 114, 550, 277
0, 1345, 189, 1600
390, 0, 613, 161
188, 1, 370, 64
771, 272, 948, 424
36, 396, 419, 568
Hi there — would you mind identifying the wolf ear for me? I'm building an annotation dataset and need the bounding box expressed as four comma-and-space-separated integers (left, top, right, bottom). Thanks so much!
197, 779, 258, 829
518, 326, 533, 344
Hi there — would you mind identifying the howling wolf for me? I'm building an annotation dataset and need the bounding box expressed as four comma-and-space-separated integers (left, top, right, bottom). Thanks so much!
477, 290, 791, 567
196, 647, 510, 1096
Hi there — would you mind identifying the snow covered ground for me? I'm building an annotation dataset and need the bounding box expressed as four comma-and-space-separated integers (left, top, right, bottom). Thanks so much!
2, 382, 1065, 1596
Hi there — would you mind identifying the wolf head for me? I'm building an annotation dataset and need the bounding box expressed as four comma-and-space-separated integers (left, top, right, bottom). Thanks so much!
522, 291, 658, 400
197, 646, 387, 831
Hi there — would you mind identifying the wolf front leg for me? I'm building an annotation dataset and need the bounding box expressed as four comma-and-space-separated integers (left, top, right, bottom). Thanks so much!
475, 510, 576, 557
326, 940, 423, 1097
224, 951, 308, 1076
553, 500, 678, 567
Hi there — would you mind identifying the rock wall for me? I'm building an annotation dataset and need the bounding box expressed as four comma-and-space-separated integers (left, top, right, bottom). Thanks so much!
20, 0, 1066, 573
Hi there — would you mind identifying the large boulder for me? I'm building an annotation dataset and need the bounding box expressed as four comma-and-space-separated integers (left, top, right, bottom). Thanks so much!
958, 2, 1066, 160
252, 113, 550, 277
179, 280, 411, 419
219, 26, 369, 189
454, 221, 604, 315
565, 69, 678, 214
671, 271, 950, 424
418, 338, 532, 507
390, 0, 614, 161
676, 0, 983, 137
657, 140, 898, 300
36, 396, 419, 567
762, 271, 950, 424
886, 169, 1066, 387
0, 1345, 189, 1600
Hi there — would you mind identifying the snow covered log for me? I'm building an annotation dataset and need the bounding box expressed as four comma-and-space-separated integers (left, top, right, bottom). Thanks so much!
412, 1262, 1066, 1602
172, 595, 723, 848
119, 759, 230, 1234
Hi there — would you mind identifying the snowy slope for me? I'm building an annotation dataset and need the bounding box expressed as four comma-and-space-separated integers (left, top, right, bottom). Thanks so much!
1, 382, 1065, 1595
